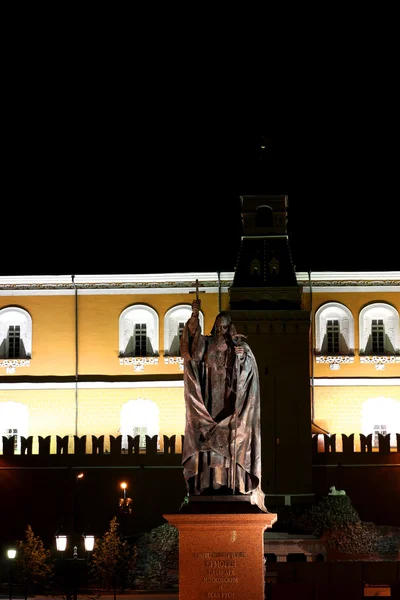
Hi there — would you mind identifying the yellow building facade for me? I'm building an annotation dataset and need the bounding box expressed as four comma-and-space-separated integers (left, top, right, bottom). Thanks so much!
1, 270, 398, 456
0, 273, 232, 455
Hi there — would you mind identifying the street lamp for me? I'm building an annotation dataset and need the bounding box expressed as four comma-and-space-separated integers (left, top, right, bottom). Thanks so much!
7, 548, 16, 600
119, 481, 133, 516
73, 471, 85, 532
55, 529, 95, 600
120, 481, 127, 500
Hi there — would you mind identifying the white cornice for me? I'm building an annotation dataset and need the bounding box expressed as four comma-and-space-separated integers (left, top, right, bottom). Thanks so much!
312, 378, 400, 386
1, 271, 399, 296
296, 272, 400, 282
0, 272, 235, 296
0, 380, 184, 390
301, 286, 400, 293
0, 286, 231, 297
0, 272, 235, 285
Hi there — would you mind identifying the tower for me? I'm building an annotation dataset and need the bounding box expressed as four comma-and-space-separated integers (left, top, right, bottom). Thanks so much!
229, 195, 313, 506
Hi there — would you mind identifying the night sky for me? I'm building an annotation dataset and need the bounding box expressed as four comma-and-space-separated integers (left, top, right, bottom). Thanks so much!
5, 109, 398, 276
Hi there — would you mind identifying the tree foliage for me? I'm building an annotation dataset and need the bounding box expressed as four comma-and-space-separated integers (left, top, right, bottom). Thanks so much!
89, 516, 136, 599
274, 494, 400, 557
134, 523, 178, 590
297, 495, 361, 536
14, 525, 53, 599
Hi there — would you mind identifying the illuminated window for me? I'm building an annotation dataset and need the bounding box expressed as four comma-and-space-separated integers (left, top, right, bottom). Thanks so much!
0, 402, 29, 453
371, 319, 385, 354
120, 399, 160, 451
119, 305, 159, 357
315, 303, 354, 355
326, 319, 340, 354
0, 307, 32, 359
373, 424, 387, 447
134, 323, 147, 356
5, 427, 19, 450
132, 425, 148, 448
362, 397, 400, 449
359, 303, 399, 355
164, 305, 204, 356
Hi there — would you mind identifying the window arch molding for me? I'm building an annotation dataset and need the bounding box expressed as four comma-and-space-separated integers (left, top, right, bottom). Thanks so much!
315, 302, 354, 354
164, 304, 204, 356
119, 304, 159, 357
0, 306, 32, 359
359, 302, 399, 354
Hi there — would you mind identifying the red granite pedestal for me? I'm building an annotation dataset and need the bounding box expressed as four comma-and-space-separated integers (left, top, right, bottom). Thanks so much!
164, 497, 277, 600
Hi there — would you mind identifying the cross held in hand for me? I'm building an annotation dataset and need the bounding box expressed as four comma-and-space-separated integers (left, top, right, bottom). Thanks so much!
189, 279, 205, 301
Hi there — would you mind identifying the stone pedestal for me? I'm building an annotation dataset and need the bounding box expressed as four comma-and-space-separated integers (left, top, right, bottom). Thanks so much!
164, 498, 277, 600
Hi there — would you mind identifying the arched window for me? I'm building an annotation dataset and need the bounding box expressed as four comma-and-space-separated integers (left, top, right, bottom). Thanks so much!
119, 305, 159, 357
359, 303, 399, 355
315, 302, 354, 355
164, 305, 204, 356
0, 307, 32, 359
0, 401, 29, 453
120, 399, 160, 450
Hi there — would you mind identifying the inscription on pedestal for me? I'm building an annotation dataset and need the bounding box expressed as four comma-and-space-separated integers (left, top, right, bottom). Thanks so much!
193, 551, 248, 597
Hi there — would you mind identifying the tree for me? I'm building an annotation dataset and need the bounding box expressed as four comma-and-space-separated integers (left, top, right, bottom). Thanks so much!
89, 516, 136, 600
14, 525, 53, 600
134, 523, 178, 590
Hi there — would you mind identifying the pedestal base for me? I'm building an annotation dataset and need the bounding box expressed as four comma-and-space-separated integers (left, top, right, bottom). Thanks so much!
164, 502, 277, 600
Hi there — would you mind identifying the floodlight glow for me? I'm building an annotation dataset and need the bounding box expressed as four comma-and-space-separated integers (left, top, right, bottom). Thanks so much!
7, 549, 16, 559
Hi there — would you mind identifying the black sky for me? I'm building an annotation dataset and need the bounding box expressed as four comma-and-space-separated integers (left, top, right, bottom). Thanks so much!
4, 65, 399, 277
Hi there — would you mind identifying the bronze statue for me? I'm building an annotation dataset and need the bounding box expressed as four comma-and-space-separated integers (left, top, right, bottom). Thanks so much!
180, 298, 267, 512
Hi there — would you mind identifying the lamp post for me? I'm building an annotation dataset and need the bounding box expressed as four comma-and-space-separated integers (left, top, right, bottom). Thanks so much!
120, 481, 127, 501
73, 471, 85, 533
7, 549, 16, 600
119, 481, 133, 517
55, 530, 94, 600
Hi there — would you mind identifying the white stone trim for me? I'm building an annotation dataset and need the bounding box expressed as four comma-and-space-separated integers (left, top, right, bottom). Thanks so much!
0, 380, 184, 390
0, 359, 31, 374
119, 304, 159, 357
119, 356, 159, 372
314, 302, 354, 354
360, 356, 400, 364
0, 272, 235, 286
312, 379, 400, 386
359, 303, 400, 354
296, 271, 400, 282
316, 356, 355, 364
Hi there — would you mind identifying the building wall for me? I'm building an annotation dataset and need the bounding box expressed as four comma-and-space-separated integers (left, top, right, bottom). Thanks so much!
0, 385, 185, 451
314, 385, 400, 443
